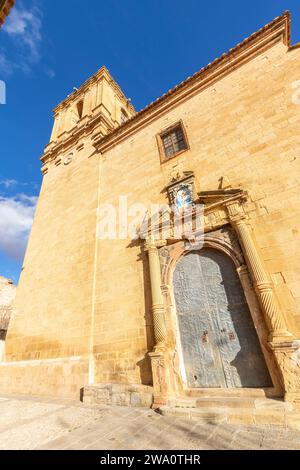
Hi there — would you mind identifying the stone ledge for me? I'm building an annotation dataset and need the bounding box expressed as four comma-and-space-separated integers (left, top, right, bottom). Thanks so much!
83, 383, 153, 408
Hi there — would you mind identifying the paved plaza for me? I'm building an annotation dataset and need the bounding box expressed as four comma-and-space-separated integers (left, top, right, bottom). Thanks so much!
0, 394, 300, 450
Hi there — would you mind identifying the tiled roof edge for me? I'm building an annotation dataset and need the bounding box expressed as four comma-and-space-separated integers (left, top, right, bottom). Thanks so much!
95, 12, 291, 151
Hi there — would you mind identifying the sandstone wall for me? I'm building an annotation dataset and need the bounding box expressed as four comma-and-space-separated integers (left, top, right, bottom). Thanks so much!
91, 41, 300, 387
1, 36, 300, 398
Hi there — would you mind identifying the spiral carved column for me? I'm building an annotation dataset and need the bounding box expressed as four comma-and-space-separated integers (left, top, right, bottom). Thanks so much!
145, 240, 168, 348
226, 201, 292, 343
145, 239, 176, 407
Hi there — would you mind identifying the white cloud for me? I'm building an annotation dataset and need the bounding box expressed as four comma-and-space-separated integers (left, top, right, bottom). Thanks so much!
0, 50, 15, 76
0, 179, 18, 188
1, 4, 42, 75
0, 194, 37, 261
17, 193, 38, 205
5, 9, 31, 34
45, 68, 56, 79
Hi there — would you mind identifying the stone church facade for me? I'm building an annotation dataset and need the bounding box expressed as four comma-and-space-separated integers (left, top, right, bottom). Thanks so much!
1, 13, 300, 422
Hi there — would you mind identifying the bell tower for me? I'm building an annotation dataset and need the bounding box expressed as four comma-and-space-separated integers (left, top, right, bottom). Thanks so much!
43, 66, 135, 171
1, 66, 136, 398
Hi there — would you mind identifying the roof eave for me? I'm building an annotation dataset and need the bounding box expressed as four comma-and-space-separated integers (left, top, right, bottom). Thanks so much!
94, 12, 291, 153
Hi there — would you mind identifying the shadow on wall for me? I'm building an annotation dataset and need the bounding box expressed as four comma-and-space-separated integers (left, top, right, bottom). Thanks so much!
214, 249, 273, 388
127, 239, 154, 387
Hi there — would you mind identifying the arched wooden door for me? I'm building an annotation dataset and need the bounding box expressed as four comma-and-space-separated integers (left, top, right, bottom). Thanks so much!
173, 248, 272, 388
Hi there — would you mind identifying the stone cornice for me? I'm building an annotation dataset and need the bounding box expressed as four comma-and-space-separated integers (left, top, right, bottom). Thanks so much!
40, 12, 294, 170
40, 112, 114, 166
94, 12, 292, 153
141, 189, 248, 241
0, 0, 15, 28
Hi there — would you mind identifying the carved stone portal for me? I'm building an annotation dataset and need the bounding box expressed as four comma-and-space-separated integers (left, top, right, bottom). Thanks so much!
144, 186, 300, 406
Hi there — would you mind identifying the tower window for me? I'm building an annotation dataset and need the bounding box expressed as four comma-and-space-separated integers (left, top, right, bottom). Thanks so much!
76, 100, 84, 120
157, 121, 189, 162
120, 109, 128, 123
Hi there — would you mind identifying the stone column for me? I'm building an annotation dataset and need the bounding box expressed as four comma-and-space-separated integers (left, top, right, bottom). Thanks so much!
225, 200, 300, 402
226, 200, 292, 343
145, 239, 171, 407
145, 239, 168, 349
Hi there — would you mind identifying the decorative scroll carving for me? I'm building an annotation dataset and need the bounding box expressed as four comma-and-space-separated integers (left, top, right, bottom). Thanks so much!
148, 351, 167, 407
63, 152, 73, 165
271, 341, 300, 403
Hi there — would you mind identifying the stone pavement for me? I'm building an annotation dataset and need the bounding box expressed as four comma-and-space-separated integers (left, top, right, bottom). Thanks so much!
0, 394, 300, 450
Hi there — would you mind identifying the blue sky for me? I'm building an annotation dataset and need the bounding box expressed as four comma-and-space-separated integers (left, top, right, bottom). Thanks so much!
1, 0, 300, 284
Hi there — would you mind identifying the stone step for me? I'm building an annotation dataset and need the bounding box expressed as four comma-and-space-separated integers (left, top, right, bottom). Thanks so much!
158, 405, 300, 430
185, 388, 270, 398
169, 396, 290, 410
171, 397, 254, 409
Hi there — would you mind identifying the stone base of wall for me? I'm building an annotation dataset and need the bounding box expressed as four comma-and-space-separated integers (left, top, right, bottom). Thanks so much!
0, 357, 89, 399
159, 401, 300, 430
83, 383, 154, 408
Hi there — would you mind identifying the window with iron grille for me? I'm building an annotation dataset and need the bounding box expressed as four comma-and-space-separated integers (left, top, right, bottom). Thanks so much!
159, 122, 188, 161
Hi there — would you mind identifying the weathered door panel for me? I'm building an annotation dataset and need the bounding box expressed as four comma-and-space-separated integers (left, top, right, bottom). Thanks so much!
173, 253, 226, 388
173, 249, 272, 388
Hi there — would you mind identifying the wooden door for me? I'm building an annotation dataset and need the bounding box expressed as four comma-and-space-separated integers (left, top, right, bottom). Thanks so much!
173, 249, 272, 388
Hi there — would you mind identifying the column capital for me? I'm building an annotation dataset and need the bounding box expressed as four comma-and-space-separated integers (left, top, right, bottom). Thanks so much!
225, 199, 247, 224
144, 238, 167, 252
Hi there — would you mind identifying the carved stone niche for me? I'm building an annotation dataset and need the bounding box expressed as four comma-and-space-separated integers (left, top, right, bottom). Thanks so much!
165, 171, 197, 213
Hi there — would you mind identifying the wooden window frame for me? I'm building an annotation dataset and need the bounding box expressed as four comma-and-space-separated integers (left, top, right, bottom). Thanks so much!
156, 120, 189, 164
